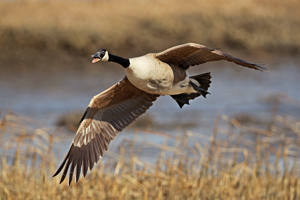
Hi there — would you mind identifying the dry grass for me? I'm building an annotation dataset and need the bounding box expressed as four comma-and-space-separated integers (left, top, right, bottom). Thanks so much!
0, 0, 299, 59
1, 94, 300, 199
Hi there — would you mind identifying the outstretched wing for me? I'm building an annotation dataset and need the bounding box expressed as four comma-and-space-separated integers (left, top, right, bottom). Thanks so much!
53, 77, 159, 185
155, 43, 269, 72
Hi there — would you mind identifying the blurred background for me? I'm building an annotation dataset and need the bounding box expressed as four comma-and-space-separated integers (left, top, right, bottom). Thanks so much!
1, 0, 300, 198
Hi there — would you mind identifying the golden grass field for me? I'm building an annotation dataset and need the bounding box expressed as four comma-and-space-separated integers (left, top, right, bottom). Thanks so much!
0, 0, 299, 63
1, 94, 300, 199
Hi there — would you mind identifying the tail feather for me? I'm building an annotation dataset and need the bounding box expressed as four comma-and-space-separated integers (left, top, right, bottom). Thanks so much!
171, 72, 212, 108
190, 72, 211, 91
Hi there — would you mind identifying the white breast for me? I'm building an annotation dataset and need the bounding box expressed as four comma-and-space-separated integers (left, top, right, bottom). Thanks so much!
126, 55, 156, 81
125, 55, 192, 95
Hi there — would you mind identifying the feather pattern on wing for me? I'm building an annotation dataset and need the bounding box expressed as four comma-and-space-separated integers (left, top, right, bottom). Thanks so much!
53, 76, 159, 185
155, 43, 269, 72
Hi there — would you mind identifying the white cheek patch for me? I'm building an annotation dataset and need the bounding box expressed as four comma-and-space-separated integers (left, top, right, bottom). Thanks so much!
102, 51, 109, 61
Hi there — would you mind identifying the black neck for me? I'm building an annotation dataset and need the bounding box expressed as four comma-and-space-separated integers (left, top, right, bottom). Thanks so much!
108, 53, 130, 68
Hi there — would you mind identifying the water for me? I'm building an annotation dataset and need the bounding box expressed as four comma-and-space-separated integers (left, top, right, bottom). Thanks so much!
1, 61, 300, 161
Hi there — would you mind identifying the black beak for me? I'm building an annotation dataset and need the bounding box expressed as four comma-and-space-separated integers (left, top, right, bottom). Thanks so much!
91, 52, 101, 63
91, 52, 99, 58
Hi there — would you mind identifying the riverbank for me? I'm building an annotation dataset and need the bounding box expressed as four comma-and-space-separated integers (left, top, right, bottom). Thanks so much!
1, 0, 299, 73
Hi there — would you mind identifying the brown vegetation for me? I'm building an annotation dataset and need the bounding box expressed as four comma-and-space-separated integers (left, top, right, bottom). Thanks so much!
1, 94, 300, 199
0, 0, 299, 69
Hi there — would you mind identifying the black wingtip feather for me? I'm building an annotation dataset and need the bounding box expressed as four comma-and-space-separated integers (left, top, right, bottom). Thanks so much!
75, 157, 82, 183
53, 144, 74, 178
68, 156, 78, 186
256, 64, 270, 73
59, 158, 71, 184
68, 166, 74, 186
53, 162, 65, 178
83, 147, 89, 177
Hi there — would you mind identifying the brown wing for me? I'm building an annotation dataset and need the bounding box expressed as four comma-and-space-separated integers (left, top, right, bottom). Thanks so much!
155, 43, 269, 72
53, 77, 159, 185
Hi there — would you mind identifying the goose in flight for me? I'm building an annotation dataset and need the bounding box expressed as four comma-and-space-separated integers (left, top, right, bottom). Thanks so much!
53, 43, 269, 185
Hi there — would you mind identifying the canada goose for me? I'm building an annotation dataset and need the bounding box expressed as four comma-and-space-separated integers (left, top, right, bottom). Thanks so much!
53, 43, 269, 185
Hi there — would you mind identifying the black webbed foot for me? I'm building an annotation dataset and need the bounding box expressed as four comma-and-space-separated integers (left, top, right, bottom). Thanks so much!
171, 94, 190, 108
189, 81, 210, 98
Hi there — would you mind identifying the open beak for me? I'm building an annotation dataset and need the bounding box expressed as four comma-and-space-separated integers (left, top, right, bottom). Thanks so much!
91, 53, 101, 63
92, 58, 100, 63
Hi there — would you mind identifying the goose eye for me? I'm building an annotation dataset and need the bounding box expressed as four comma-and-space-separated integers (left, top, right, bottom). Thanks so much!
100, 51, 106, 58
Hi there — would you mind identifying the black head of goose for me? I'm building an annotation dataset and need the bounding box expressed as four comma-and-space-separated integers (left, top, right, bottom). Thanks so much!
92, 49, 130, 68
53, 43, 269, 185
